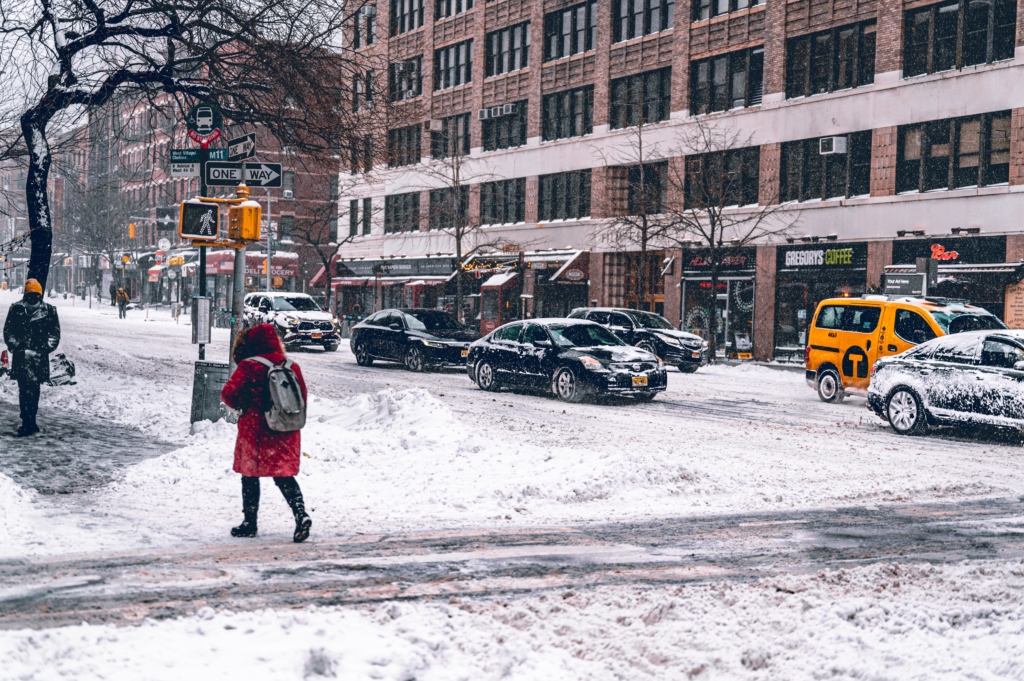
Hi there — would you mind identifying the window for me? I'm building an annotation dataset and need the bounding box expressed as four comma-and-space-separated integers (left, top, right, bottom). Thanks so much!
481, 178, 526, 225
685, 147, 760, 207
282, 170, 295, 195
352, 70, 374, 111
435, 40, 474, 90
350, 134, 373, 174
544, 1, 598, 61
542, 86, 593, 141
693, 0, 762, 21
610, 67, 672, 129
436, 0, 472, 18
388, 124, 421, 168
614, 0, 675, 42
523, 325, 549, 344
813, 305, 881, 332
349, 198, 372, 236
385, 192, 421, 233
429, 187, 468, 230
691, 48, 763, 115
896, 111, 1011, 193
352, 6, 376, 49
932, 334, 980, 363
494, 322, 523, 340
431, 113, 471, 159
390, 57, 422, 102
391, 0, 423, 35
483, 101, 527, 151
904, 0, 1016, 77
486, 22, 530, 77
615, 162, 667, 215
981, 339, 1024, 369
780, 131, 872, 202
278, 214, 294, 240
786, 22, 875, 99
539, 170, 591, 221
894, 309, 938, 344
329, 173, 339, 201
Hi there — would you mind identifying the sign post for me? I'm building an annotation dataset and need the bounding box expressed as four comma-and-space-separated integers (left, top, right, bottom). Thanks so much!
187, 102, 223, 361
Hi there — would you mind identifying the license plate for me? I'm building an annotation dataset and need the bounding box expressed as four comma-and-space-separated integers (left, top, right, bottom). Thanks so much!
311, 333, 322, 339
461, 349, 469, 357
632, 376, 648, 387
691, 352, 700, 358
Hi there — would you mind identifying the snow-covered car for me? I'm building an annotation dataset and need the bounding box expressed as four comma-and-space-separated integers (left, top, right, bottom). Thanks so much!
243, 292, 340, 352
350, 309, 480, 371
568, 307, 707, 372
867, 329, 1024, 435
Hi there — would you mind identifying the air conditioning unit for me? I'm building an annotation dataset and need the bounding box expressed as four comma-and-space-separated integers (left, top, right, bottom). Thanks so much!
503, 103, 517, 115
819, 136, 847, 155
362, 5, 376, 15
477, 109, 489, 121
489, 106, 502, 118
424, 119, 443, 132
283, 190, 294, 199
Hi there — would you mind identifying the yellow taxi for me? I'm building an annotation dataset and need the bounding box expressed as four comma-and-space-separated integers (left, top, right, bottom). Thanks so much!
805, 296, 1006, 402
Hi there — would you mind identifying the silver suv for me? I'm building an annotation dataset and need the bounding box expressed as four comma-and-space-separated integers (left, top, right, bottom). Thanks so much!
243, 292, 340, 352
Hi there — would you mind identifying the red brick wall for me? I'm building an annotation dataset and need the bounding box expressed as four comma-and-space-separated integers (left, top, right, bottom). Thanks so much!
870, 126, 898, 197
866, 239, 893, 291
1011, 108, 1024, 186
763, 0, 787, 96
753, 243, 777, 361
759, 143, 781, 206
875, 0, 904, 74
663, 248, 684, 326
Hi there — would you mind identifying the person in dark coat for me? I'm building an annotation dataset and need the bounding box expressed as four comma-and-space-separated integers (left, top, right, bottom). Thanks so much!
221, 323, 312, 542
108, 281, 117, 306
3, 279, 60, 436
116, 287, 129, 319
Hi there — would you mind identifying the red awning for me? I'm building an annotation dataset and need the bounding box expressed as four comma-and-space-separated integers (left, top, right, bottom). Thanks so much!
309, 266, 326, 287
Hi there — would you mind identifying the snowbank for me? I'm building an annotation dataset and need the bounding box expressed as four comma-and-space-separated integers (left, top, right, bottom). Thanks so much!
3, 559, 1023, 680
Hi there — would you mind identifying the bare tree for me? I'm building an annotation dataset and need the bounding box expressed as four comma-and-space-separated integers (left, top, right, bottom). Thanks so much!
661, 120, 795, 361
0, 0, 375, 287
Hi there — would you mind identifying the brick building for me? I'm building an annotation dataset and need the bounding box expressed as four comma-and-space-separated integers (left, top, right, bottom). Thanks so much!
333, 0, 1024, 359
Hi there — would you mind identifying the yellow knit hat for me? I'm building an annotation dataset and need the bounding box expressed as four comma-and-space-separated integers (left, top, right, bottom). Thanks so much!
24, 279, 42, 295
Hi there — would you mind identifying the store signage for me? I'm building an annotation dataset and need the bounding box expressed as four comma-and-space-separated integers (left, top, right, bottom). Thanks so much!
564, 269, 585, 280
892, 236, 1006, 265
883, 273, 926, 296
776, 243, 867, 271
336, 257, 458, 278
682, 248, 756, 274
1005, 282, 1024, 329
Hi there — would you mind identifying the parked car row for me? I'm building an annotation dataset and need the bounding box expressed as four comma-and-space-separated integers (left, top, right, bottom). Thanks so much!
348, 306, 708, 403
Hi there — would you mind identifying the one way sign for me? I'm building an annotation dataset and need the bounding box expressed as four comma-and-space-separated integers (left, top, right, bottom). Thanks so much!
227, 133, 257, 161
205, 162, 282, 187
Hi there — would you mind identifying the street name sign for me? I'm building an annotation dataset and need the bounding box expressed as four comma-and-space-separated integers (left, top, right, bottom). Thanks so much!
179, 200, 220, 241
227, 133, 257, 162
205, 162, 282, 187
170, 148, 228, 177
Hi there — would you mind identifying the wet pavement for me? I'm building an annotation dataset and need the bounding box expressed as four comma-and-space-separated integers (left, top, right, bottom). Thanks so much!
0, 401, 175, 495
2, 496, 1023, 630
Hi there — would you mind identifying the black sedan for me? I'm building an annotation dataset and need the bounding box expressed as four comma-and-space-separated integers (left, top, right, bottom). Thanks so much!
466, 318, 667, 403
568, 307, 707, 372
868, 329, 1024, 435
350, 309, 481, 371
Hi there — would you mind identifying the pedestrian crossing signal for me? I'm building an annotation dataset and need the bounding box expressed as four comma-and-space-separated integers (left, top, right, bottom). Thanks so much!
179, 201, 220, 241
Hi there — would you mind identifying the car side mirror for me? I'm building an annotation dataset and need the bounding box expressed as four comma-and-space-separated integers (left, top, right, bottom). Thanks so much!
389, 322, 402, 331
1014, 361, 1024, 372
533, 339, 552, 348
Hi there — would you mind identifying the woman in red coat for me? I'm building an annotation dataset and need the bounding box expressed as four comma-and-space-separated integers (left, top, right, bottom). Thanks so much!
221, 324, 312, 542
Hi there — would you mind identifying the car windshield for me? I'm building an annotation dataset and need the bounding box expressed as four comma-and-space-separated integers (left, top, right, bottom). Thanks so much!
273, 297, 321, 312
628, 310, 676, 330
405, 311, 464, 331
929, 310, 1006, 334
549, 324, 625, 347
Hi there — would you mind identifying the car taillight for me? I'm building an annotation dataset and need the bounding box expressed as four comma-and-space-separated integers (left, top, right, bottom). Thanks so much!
0, 350, 7, 366
804, 345, 811, 366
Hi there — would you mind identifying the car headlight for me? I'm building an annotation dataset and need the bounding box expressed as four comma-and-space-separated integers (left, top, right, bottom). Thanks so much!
655, 334, 681, 346
579, 356, 606, 371
277, 316, 297, 328
420, 340, 446, 348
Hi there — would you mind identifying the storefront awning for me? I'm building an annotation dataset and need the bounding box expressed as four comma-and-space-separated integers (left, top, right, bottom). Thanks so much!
884, 262, 1024, 276
332, 275, 449, 287
481, 272, 518, 288
548, 251, 589, 283
309, 266, 326, 287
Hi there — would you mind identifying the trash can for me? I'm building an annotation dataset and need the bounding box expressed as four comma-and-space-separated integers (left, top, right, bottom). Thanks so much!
190, 361, 231, 424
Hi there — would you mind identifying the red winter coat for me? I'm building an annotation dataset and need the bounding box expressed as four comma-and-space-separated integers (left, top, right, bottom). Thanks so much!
221, 324, 308, 478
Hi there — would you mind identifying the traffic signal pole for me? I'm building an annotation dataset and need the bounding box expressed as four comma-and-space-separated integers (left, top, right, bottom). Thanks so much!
198, 143, 209, 361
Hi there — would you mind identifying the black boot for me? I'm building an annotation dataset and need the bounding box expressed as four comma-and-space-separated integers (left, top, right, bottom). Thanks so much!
275, 477, 311, 543
231, 476, 260, 538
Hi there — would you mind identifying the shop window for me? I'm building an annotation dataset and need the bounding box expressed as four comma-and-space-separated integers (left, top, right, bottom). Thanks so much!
431, 112, 471, 159
481, 178, 526, 225
614, 0, 675, 42
685, 147, 760, 208
904, 0, 1016, 78
786, 22, 875, 99
895, 309, 938, 344
387, 124, 421, 168
690, 48, 763, 115
349, 198, 372, 237
389, 57, 422, 102
352, 6, 376, 49
539, 169, 592, 221
385, 192, 420, 233
435, 40, 473, 91
544, 1, 598, 61
483, 101, 527, 151
780, 131, 872, 202
436, 0, 472, 19
486, 22, 530, 77
542, 86, 594, 141
896, 111, 1011, 193
282, 170, 295, 195
610, 67, 672, 129
429, 187, 468, 230
391, 0, 423, 36
692, 0, 761, 22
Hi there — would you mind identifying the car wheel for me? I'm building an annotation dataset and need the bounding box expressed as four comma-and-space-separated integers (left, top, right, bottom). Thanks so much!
552, 367, 583, 403
475, 361, 500, 392
354, 341, 373, 367
637, 341, 658, 356
887, 388, 927, 436
678, 365, 699, 374
816, 369, 844, 403
404, 346, 426, 372
324, 343, 339, 352
635, 392, 657, 402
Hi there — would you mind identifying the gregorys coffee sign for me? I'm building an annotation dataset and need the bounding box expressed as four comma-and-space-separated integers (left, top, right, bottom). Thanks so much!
777, 243, 867, 272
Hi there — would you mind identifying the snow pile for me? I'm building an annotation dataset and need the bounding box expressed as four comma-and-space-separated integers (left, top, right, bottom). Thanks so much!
0, 472, 35, 548
4, 559, 1024, 680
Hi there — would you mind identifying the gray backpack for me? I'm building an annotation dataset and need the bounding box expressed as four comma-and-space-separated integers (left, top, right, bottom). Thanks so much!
249, 357, 306, 432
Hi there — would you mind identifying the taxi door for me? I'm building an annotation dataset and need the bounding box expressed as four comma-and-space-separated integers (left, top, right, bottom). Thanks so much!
881, 304, 941, 359
835, 303, 882, 392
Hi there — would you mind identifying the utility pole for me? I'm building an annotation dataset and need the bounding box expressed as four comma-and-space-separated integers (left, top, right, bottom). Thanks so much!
265, 187, 273, 292
198, 142, 209, 360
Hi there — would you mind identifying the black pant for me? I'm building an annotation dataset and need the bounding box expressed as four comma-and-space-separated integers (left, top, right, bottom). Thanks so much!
118, 304, 127, 319
240, 475, 307, 522
17, 378, 40, 426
